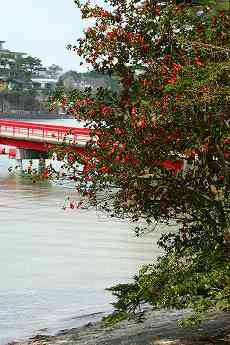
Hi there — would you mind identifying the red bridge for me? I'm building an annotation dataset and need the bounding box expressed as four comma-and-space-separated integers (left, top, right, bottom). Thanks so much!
0, 119, 90, 152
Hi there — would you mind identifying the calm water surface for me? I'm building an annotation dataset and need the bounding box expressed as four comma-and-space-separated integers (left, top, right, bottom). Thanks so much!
0, 119, 163, 344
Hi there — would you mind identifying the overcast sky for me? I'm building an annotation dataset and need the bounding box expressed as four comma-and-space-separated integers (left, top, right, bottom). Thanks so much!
1, 0, 91, 72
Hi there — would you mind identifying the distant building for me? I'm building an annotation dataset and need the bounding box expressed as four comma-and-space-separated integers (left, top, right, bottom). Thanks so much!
0, 41, 62, 114
73, 80, 97, 90
0, 77, 8, 91
0, 41, 5, 51
0, 41, 59, 93
0, 41, 26, 80
31, 78, 57, 91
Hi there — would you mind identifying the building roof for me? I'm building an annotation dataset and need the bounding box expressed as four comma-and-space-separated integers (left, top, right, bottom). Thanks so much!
0, 76, 8, 81
31, 78, 58, 83
0, 41, 26, 55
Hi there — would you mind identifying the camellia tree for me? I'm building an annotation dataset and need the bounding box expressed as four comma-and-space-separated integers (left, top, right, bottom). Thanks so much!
49, 0, 230, 325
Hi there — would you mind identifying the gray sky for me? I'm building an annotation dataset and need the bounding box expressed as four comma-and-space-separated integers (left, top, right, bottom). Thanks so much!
1, 0, 90, 72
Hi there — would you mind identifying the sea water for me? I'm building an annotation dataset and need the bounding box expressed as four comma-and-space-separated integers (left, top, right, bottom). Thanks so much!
0, 119, 162, 344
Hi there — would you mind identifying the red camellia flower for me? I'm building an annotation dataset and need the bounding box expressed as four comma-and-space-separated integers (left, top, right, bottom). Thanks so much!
201, 143, 209, 152
67, 154, 75, 162
75, 100, 81, 108
212, 16, 217, 26
223, 149, 230, 159
43, 168, 49, 179
127, 32, 132, 40
137, 116, 146, 129
172, 63, 182, 72
107, 29, 118, 39
154, 4, 160, 16
68, 107, 75, 114
195, 57, 202, 66
136, 33, 145, 47
101, 106, 113, 115
83, 98, 94, 105
100, 9, 109, 17
161, 160, 183, 172
121, 151, 130, 163
83, 162, 96, 173
166, 74, 177, 84
99, 166, 112, 174
85, 175, 92, 181
69, 202, 75, 209
130, 106, 137, 116
114, 127, 123, 135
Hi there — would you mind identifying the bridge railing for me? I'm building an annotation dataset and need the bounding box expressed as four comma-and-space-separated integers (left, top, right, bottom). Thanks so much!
0, 120, 90, 144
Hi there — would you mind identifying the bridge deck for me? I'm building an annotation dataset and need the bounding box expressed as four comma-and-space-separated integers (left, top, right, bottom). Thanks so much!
0, 120, 90, 151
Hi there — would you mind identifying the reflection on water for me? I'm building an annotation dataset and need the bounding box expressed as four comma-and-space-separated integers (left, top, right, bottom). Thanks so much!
0, 125, 163, 344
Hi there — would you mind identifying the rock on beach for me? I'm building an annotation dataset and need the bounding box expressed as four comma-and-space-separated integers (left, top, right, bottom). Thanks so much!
9, 309, 230, 345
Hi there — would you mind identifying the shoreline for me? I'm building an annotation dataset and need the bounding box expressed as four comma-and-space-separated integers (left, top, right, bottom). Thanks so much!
0, 113, 70, 120
9, 309, 230, 345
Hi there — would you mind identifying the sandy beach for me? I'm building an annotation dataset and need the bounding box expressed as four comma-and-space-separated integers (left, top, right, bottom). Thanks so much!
9, 309, 230, 345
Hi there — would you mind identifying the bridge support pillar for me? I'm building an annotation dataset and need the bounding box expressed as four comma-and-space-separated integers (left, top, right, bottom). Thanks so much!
15, 148, 47, 174
15, 158, 23, 171
38, 158, 46, 174
15, 149, 24, 171
16, 148, 47, 160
